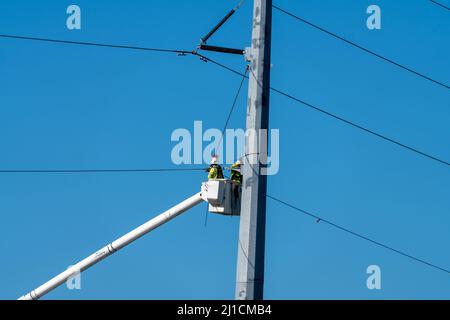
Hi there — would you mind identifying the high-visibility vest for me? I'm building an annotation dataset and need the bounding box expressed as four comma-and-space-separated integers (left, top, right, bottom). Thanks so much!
230, 164, 242, 184
208, 164, 224, 179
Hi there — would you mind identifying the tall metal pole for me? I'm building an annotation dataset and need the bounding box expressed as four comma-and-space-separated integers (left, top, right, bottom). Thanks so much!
235, 0, 272, 300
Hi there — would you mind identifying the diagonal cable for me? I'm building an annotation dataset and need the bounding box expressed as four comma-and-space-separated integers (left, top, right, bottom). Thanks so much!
429, 0, 450, 11
0, 168, 206, 174
216, 66, 249, 150
0, 34, 192, 54
267, 194, 450, 276
272, 4, 450, 90
198, 53, 450, 169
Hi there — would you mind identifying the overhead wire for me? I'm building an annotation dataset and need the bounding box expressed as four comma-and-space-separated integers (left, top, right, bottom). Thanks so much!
271, 4, 450, 90
0, 35, 204, 175
269, 85, 450, 168
267, 194, 450, 276
0, 168, 206, 174
429, 0, 450, 11
3, 24, 449, 170
2, 5, 450, 282
0, 34, 192, 55
204, 64, 248, 226
198, 53, 450, 169
216, 65, 249, 150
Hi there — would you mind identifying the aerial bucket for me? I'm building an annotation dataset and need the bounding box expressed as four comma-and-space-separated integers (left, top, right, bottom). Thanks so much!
201, 179, 241, 216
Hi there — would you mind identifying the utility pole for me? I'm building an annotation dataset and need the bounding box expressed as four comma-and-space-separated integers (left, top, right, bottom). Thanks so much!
235, 0, 272, 300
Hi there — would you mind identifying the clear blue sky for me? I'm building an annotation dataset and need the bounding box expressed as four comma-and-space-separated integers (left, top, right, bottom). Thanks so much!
1, 0, 449, 299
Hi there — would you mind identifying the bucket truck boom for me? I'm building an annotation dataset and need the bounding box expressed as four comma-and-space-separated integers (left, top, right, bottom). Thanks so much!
18, 179, 241, 300
19, 192, 204, 300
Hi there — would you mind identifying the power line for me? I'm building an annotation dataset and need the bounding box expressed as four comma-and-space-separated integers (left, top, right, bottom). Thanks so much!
0, 34, 192, 55
267, 194, 450, 276
220, 66, 249, 136
272, 4, 450, 90
269, 86, 450, 168
216, 66, 249, 149
4, 34, 449, 169
200, 53, 450, 169
0, 37, 247, 175
0, 168, 206, 174
430, 0, 450, 11
194, 52, 248, 77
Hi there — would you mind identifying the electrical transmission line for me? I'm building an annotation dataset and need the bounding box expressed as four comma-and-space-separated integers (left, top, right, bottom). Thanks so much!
0, 168, 206, 174
4, 2, 449, 299
429, 0, 450, 11
3, 34, 449, 170
0, 35, 206, 175
272, 4, 450, 90
269, 86, 450, 168
216, 66, 249, 149
199, 53, 450, 169
0, 34, 192, 55
267, 194, 450, 276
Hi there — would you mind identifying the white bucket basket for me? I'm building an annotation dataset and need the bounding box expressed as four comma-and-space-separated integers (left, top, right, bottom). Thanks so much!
201, 179, 241, 216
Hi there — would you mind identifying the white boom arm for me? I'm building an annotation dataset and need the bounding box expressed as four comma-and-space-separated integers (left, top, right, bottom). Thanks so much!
19, 192, 204, 300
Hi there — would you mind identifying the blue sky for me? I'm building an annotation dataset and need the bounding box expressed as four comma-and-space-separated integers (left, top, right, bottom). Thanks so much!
0, 0, 449, 299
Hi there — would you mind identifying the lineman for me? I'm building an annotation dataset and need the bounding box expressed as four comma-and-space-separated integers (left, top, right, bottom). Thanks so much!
207, 155, 224, 180
230, 160, 242, 185
230, 160, 242, 206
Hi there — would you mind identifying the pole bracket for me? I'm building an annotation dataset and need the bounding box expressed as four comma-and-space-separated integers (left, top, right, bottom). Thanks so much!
199, 44, 244, 55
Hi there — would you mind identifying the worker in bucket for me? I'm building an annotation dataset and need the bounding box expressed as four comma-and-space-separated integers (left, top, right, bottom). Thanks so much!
230, 160, 243, 185
207, 155, 224, 180
230, 160, 242, 206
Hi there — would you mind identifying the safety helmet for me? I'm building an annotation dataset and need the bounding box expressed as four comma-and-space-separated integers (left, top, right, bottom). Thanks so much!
235, 159, 242, 166
210, 156, 218, 165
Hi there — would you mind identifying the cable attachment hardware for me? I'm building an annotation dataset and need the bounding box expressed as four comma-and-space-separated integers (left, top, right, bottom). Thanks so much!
244, 47, 253, 62
197, 0, 246, 57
